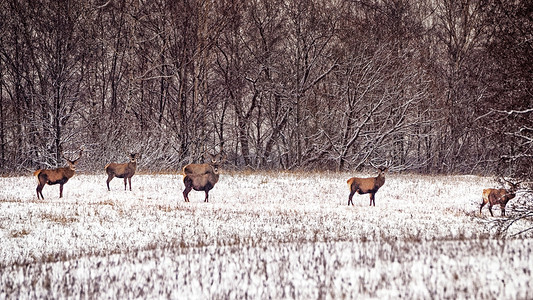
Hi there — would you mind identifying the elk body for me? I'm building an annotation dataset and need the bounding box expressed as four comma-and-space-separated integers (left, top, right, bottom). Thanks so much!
105, 153, 139, 191
34, 148, 83, 199
480, 180, 519, 217
182, 153, 223, 202
347, 166, 388, 206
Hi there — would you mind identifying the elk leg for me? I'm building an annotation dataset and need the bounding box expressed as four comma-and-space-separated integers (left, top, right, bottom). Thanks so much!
183, 188, 191, 202
59, 184, 64, 198
501, 204, 506, 217
204, 191, 209, 202
183, 184, 192, 202
128, 177, 132, 191
106, 175, 113, 191
488, 204, 494, 217
36, 184, 44, 200
123, 178, 127, 191
369, 193, 375, 206
480, 201, 486, 215
348, 191, 355, 206
36, 175, 46, 200
182, 176, 192, 202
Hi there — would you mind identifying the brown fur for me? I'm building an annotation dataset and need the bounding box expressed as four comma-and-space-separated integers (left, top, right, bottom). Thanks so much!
34, 149, 83, 199
183, 163, 214, 176
347, 167, 387, 206
182, 153, 223, 202
480, 184, 518, 217
105, 153, 138, 191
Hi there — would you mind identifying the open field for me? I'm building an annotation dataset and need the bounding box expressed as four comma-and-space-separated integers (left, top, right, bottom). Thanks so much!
1, 172, 532, 298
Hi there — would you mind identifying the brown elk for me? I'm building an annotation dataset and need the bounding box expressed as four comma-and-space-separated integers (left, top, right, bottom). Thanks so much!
105, 153, 139, 191
480, 179, 520, 217
34, 148, 83, 199
182, 153, 223, 202
347, 165, 388, 206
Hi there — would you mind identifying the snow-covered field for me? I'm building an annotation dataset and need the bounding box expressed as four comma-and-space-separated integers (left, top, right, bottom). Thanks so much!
1, 172, 532, 298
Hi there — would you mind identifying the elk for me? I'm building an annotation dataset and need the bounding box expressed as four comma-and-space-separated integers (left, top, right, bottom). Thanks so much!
347, 165, 388, 206
105, 153, 139, 191
182, 153, 223, 202
34, 148, 83, 200
480, 179, 520, 217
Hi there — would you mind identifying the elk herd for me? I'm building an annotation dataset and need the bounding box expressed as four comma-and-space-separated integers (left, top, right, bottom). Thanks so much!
32, 148, 523, 217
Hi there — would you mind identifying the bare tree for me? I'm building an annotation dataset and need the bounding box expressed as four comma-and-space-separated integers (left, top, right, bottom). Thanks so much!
0, 0, 530, 175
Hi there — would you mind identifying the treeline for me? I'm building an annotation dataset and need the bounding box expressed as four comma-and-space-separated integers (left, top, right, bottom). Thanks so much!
0, 0, 531, 178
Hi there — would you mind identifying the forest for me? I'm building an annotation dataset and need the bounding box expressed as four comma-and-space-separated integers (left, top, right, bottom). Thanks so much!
0, 0, 531, 179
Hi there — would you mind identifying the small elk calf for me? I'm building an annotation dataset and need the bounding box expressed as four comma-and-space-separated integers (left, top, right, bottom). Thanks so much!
182, 153, 223, 202
105, 153, 139, 191
347, 165, 388, 206
480, 179, 520, 217
34, 148, 83, 199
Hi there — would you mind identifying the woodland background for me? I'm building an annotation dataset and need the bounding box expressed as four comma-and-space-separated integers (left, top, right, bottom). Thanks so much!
0, 0, 531, 178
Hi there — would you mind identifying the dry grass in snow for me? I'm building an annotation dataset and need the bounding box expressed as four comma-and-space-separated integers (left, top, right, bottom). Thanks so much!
0, 172, 532, 298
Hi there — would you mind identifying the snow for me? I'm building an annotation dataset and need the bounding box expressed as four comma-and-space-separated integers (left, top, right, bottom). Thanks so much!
0, 172, 532, 298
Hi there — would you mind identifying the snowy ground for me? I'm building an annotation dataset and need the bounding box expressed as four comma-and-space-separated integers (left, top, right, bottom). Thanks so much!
1, 172, 532, 298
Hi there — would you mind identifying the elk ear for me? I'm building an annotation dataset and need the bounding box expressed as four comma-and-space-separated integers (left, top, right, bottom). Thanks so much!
70, 157, 81, 165
67, 158, 78, 167
376, 166, 387, 173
